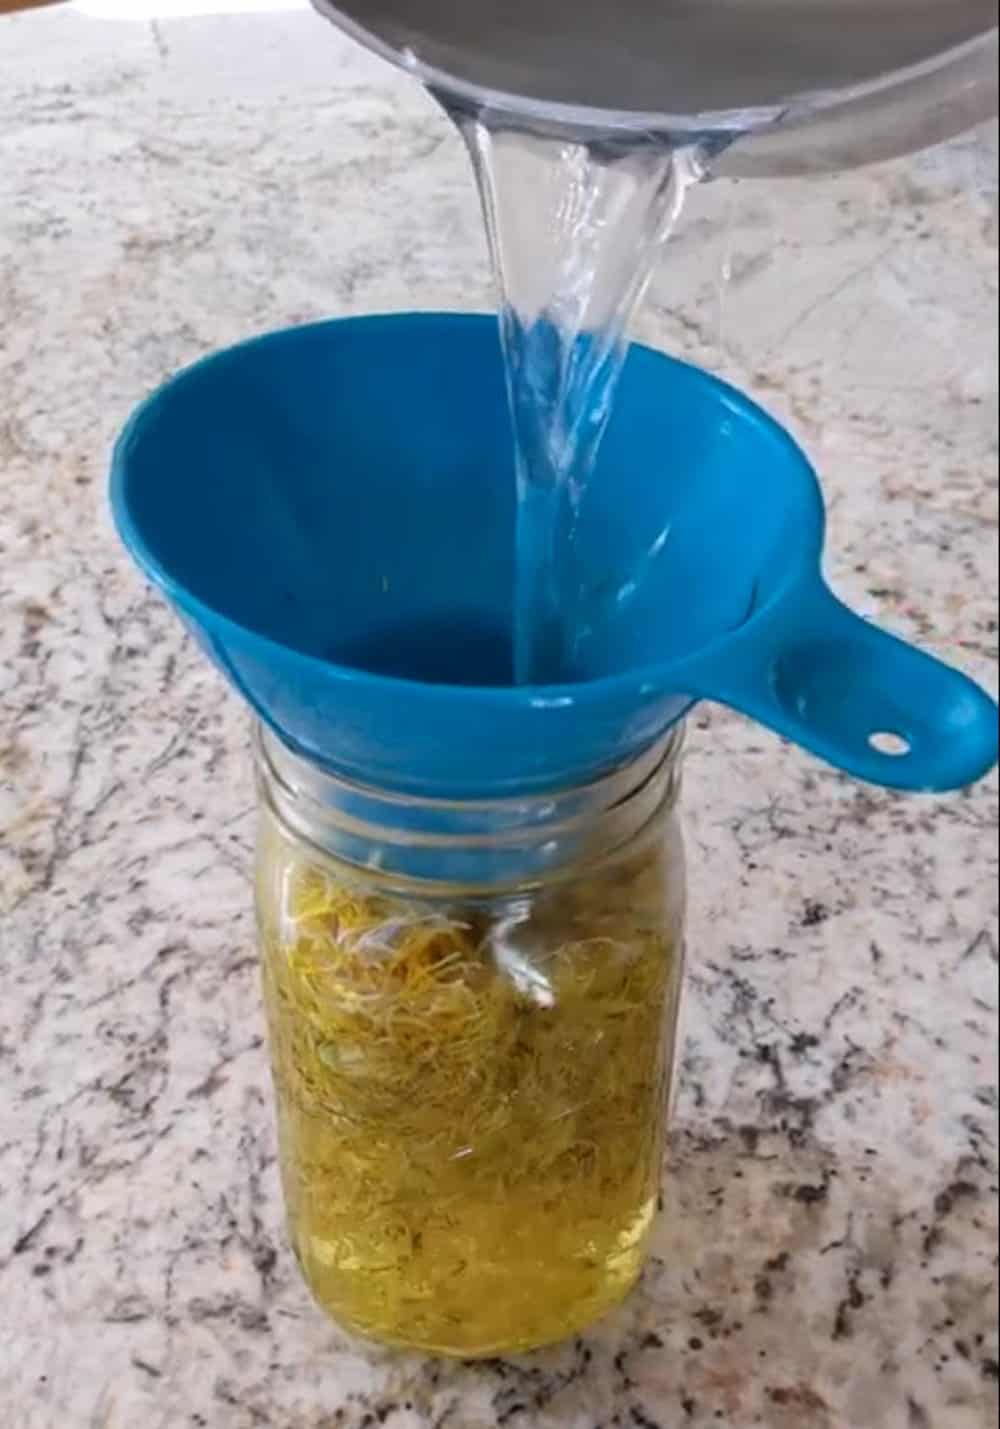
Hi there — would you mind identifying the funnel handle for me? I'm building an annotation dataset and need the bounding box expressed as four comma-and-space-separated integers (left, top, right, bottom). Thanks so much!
687, 576, 999, 792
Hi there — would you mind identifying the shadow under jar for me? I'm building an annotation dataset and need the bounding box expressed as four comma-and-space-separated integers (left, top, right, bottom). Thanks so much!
255, 725, 686, 1357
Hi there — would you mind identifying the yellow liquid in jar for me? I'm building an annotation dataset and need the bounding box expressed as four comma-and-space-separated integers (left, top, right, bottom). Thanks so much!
258, 830, 680, 1357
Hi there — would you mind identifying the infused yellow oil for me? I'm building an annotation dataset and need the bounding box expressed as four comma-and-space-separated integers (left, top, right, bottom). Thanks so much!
257, 816, 682, 1356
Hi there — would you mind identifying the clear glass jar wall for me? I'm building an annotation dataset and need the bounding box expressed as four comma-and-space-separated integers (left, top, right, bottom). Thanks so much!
254, 727, 687, 1357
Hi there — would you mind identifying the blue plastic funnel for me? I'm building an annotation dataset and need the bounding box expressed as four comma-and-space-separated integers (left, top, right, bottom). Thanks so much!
110, 313, 998, 799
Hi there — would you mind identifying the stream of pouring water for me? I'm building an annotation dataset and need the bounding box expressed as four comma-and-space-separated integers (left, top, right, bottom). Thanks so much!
457, 119, 706, 685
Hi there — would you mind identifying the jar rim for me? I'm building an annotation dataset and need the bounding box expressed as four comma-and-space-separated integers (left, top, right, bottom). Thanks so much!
256, 722, 683, 888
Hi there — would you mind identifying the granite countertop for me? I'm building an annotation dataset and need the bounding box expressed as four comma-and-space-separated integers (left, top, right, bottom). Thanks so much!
1, 8, 997, 1428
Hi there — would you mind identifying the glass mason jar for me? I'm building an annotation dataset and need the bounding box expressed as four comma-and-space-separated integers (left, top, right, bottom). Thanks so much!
254, 723, 686, 1358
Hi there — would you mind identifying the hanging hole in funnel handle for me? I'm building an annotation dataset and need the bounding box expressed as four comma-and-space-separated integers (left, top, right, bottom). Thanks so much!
869, 731, 912, 758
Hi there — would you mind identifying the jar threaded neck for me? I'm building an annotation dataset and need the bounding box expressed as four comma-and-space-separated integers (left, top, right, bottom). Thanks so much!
255, 723, 683, 889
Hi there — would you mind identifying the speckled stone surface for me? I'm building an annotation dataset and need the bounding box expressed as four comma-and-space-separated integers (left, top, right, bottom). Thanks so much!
1, 9, 997, 1428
